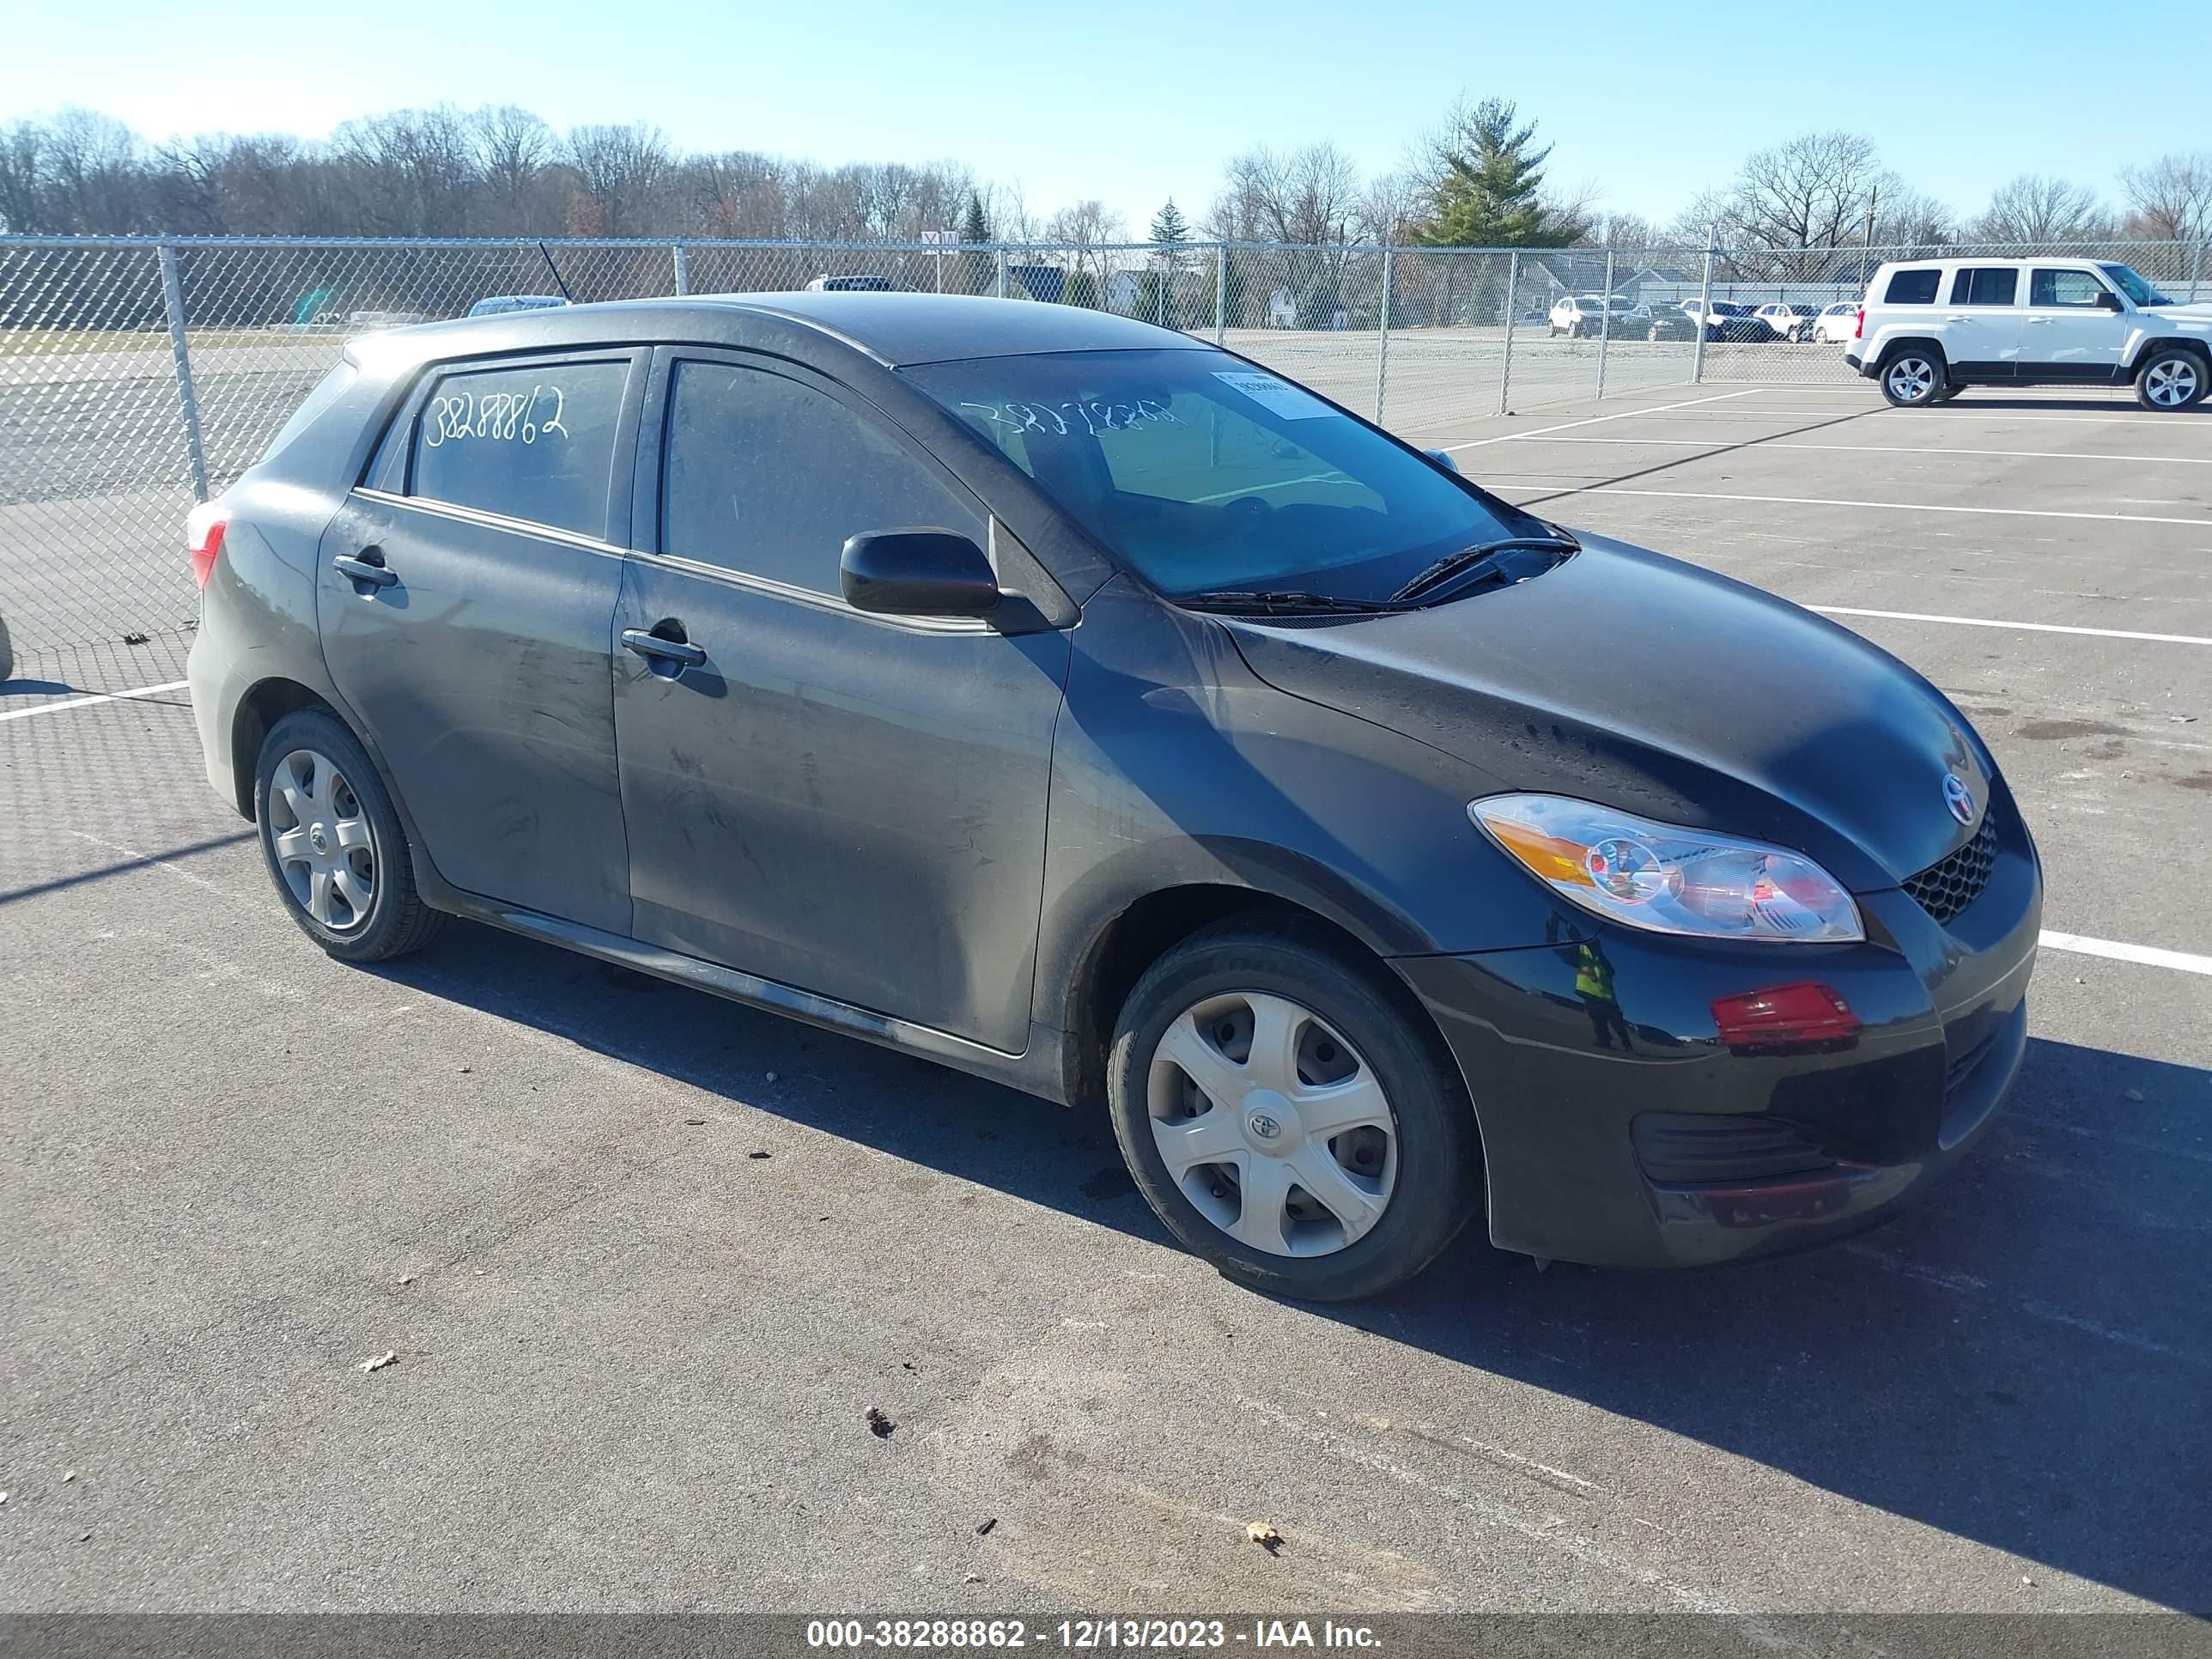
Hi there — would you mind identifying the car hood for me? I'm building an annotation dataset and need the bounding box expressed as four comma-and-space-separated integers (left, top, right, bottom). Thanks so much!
2143, 302, 2212, 325
1218, 534, 1993, 894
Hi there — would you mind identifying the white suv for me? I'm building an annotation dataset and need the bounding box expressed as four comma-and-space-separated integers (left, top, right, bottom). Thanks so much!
1847, 258, 2210, 410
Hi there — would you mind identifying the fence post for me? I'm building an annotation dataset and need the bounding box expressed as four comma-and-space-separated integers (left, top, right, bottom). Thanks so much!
1595, 247, 1614, 402
2194, 239, 2208, 304
1496, 252, 1519, 416
1691, 227, 1717, 386
995, 246, 1009, 299
1374, 246, 1394, 423
672, 242, 689, 295
158, 243, 210, 505
1214, 244, 1228, 343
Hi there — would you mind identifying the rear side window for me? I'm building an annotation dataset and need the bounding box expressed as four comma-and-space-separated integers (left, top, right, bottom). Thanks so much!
2030, 269, 2107, 308
660, 360, 985, 596
1951, 268, 2020, 307
1884, 269, 1942, 305
406, 359, 629, 538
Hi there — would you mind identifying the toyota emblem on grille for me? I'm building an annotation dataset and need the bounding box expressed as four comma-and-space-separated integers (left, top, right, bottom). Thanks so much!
1942, 773, 1977, 827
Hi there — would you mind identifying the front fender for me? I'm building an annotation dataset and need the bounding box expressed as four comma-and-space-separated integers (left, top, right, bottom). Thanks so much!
1032, 580, 1591, 1034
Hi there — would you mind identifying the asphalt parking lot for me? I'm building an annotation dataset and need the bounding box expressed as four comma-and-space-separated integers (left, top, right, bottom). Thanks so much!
1, 378, 2207, 1619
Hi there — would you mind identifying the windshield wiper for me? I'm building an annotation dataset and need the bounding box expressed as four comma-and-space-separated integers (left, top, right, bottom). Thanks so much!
1176, 588, 1399, 616
1387, 535, 1577, 605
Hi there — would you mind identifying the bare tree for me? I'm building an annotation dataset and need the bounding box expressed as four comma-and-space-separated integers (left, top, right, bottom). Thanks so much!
1045, 198, 1126, 306
471, 106, 558, 235
1580, 210, 1657, 252
1209, 143, 1364, 246
562, 122, 672, 237
1727, 131, 1885, 256
2119, 152, 2212, 242
1972, 175, 2112, 243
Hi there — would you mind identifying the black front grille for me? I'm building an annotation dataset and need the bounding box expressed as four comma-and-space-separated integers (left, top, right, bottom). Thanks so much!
1903, 816, 1998, 924
1632, 1113, 1837, 1185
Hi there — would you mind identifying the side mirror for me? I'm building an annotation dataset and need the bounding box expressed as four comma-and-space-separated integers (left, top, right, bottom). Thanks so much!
1422, 448, 1462, 475
2094, 289, 2124, 312
841, 530, 1000, 617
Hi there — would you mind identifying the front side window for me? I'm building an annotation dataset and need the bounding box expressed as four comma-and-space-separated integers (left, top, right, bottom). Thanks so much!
406, 358, 629, 538
1884, 268, 1942, 305
660, 360, 985, 595
1951, 268, 2020, 307
2029, 269, 2110, 308
903, 348, 1547, 603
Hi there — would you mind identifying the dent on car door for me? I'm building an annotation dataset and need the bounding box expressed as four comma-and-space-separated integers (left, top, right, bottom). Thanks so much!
317, 349, 645, 933
610, 350, 1072, 1052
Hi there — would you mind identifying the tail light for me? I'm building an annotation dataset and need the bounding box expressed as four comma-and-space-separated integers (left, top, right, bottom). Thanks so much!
186, 500, 228, 590
1852, 306, 1864, 340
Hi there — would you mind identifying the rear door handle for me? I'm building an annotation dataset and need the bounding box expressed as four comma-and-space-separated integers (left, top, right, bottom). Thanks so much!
621, 628, 708, 668
333, 551, 398, 588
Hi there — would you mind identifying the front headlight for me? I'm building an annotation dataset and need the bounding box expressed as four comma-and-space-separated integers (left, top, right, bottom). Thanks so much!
1470, 793, 1863, 944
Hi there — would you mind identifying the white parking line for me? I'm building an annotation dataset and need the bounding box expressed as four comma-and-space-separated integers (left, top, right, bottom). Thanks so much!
2039, 932, 2212, 976
0, 679, 190, 723
1810, 606, 2212, 647
1438, 388, 1763, 451
1529, 436, 2212, 466
1560, 486, 2210, 528
1642, 408, 2204, 428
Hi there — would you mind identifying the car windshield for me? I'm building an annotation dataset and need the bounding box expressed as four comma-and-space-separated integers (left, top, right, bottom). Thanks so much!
1711, 301, 1750, 316
2099, 264, 2175, 307
903, 349, 1547, 603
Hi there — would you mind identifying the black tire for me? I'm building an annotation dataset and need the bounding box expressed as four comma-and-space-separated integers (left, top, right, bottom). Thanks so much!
1106, 917, 1483, 1301
1933, 385, 1966, 403
2136, 345, 2208, 411
1648, 324, 1664, 343
253, 708, 445, 963
1878, 347, 1947, 407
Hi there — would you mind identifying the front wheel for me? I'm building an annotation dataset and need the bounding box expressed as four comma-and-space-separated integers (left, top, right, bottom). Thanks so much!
1107, 920, 1483, 1301
2137, 346, 2208, 411
1881, 350, 1946, 407
254, 708, 446, 963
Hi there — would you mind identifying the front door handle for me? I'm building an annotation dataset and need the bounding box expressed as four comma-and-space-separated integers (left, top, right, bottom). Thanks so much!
333, 550, 398, 589
621, 628, 708, 669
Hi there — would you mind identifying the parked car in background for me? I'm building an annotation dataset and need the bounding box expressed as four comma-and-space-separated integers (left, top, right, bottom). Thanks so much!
1849, 258, 2212, 408
183, 292, 2040, 1301
1547, 294, 1639, 338
1643, 305, 1700, 342
1813, 301, 1862, 344
805, 273, 896, 292
467, 295, 570, 319
1754, 302, 1821, 343
1680, 300, 1780, 343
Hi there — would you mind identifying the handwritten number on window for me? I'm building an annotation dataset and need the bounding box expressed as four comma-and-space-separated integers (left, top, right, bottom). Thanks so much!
422, 384, 568, 448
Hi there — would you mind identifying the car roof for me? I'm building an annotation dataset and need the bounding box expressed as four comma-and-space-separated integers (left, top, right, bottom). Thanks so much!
347, 291, 1202, 374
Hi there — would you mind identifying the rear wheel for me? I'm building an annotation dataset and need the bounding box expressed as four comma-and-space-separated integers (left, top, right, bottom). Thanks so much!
1107, 919, 1483, 1301
1880, 349, 1946, 407
2136, 346, 2207, 411
253, 709, 445, 963
1933, 385, 1966, 403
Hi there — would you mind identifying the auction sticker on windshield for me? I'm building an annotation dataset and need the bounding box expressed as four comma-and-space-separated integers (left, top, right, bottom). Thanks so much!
1212, 368, 1335, 420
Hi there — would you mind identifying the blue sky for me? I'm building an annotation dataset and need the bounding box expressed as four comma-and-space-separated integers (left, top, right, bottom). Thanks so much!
5, 0, 2201, 233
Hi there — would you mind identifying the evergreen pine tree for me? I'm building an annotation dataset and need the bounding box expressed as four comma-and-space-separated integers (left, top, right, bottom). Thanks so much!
1413, 100, 1585, 247
1142, 198, 1190, 326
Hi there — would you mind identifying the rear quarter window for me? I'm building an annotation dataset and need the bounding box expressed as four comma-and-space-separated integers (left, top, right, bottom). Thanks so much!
258, 361, 358, 465
1883, 269, 1942, 305
404, 359, 630, 538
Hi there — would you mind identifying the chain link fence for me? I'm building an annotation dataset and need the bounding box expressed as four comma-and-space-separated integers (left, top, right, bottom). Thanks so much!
3, 234, 2204, 663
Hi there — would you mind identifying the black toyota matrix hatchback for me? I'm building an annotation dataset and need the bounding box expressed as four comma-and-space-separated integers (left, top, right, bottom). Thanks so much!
186, 294, 2040, 1300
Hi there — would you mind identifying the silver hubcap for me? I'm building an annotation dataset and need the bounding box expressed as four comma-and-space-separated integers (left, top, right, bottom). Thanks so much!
2147, 359, 2198, 407
1147, 991, 1398, 1258
1888, 358, 1936, 401
268, 748, 376, 932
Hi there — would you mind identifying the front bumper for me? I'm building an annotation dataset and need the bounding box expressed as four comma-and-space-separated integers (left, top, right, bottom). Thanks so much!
1394, 806, 2041, 1269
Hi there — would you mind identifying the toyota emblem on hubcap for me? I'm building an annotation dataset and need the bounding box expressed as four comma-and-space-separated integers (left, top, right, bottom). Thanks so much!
1942, 773, 1976, 827
1247, 1111, 1283, 1142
